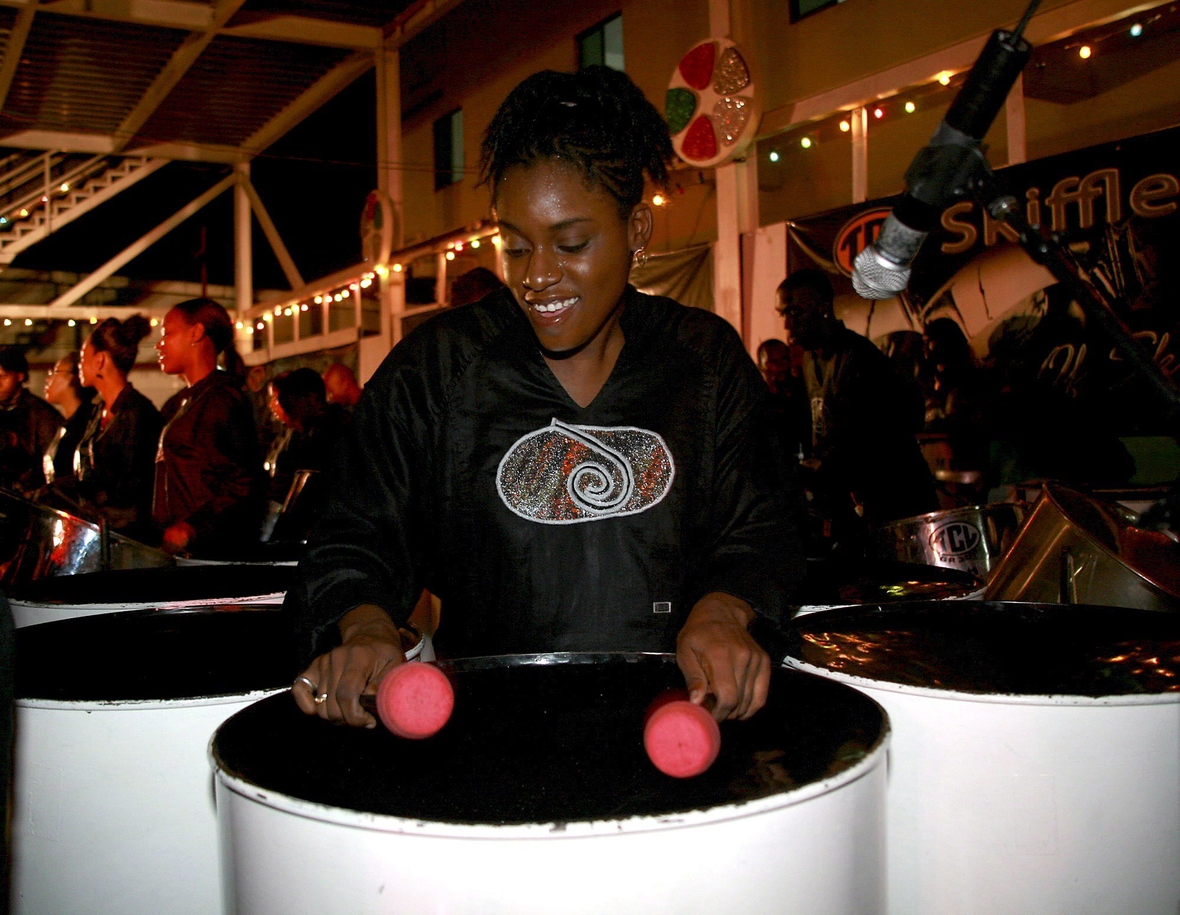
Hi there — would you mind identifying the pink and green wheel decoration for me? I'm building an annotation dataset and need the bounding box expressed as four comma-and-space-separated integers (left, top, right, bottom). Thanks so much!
666, 38, 760, 169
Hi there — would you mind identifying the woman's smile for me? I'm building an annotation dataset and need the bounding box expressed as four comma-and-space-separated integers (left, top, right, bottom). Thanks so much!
494, 159, 645, 358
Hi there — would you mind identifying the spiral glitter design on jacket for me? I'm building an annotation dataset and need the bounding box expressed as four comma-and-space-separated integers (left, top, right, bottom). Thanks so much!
497, 419, 675, 524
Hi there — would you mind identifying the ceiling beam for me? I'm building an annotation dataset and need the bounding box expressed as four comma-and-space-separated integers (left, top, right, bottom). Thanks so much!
7, 0, 214, 30
221, 14, 381, 50
384, 0, 468, 49
0, 4, 35, 111
119, 140, 244, 163
0, 130, 115, 153
242, 51, 374, 155
112, 0, 249, 153
0, 0, 382, 49
0, 304, 173, 319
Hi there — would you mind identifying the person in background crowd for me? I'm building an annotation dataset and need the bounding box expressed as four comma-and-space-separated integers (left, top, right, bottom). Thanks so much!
756, 338, 810, 466
154, 298, 265, 556
0, 347, 62, 494
264, 371, 295, 502
272, 368, 348, 475
920, 319, 991, 487
265, 367, 349, 540
41, 351, 95, 485
291, 65, 805, 729
778, 269, 936, 547
322, 363, 362, 410
450, 266, 508, 308
66, 316, 162, 538
246, 364, 279, 455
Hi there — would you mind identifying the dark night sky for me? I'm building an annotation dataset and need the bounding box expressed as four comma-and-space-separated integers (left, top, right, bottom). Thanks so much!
12, 71, 379, 294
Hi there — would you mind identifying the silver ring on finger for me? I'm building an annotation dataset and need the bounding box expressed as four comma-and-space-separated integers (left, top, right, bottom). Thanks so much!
295, 676, 317, 692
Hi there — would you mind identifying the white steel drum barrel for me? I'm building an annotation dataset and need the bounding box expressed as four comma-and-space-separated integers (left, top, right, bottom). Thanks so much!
785, 601, 1180, 915
9, 563, 295, 627
10, 607, 296, 915
212, 653, 890, 915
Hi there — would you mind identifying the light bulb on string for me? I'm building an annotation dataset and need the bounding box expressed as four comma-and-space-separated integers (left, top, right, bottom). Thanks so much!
471, 239, 481, 249
1079, 45, 1092, 59
24, 319, 32, 326
873, 107, 885, 119
800, 136, 812, 149
905, 101, 916, 114
768, 150, 780, 162
68, 319, 76, 327
1130, 23, 1143, 37
839, 120, 851, 133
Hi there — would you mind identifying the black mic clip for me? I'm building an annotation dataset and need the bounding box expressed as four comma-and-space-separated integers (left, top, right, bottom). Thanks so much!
902, 122, 990, 214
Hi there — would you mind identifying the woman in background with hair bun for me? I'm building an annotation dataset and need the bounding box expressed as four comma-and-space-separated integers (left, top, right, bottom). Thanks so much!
72, 314, 162, 538
154, 297, 264, 556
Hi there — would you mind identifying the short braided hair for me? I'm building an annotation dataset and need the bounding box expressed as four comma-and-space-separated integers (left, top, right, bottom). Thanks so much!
480, 66, 672, 217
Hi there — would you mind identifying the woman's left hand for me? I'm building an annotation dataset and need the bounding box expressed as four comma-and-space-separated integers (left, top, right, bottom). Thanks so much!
675, 592, 769, 721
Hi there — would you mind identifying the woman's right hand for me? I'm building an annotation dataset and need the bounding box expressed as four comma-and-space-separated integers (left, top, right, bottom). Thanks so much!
291, 604, 407, 728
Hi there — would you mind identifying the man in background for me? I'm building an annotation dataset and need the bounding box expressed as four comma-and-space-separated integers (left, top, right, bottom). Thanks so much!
323, 363, 362, 410
777, 270, 936, 548
0, 347, 62, 493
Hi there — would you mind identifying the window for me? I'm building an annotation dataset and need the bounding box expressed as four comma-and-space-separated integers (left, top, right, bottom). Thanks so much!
579, 13, 624, 71
790, 0, 846, 23
433, 108, 463, 191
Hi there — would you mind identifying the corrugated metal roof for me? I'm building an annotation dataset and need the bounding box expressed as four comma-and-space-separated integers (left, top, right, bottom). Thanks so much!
0, 0, 428, 159
2, 13, 190, 137
135, 35, 351, 149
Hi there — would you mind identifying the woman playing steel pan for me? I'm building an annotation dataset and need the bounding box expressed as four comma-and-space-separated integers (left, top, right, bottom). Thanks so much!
154, 298, 265, 556
290, 66, 805, 727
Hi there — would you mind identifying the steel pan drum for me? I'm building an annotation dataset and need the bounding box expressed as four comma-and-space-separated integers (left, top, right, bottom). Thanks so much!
212, 653, 889, 915
985, 483, 1180, 611
785, 601, 1180, 915
871, 502, 1027, 580
10, 607, 296, 915
0, 491, 172, 593
9, 563, 294, 627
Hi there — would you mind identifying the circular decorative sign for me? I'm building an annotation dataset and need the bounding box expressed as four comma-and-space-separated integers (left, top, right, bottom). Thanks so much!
666, 38, 761, 168
360, 190, 396, 265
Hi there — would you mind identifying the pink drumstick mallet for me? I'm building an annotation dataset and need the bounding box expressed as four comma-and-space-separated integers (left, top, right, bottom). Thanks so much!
643, 688, 721, 778
361, 662, 455, 739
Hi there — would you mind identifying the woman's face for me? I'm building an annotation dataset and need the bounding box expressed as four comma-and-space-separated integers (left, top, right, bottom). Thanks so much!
78, 339, 101, 389
45, 356, 76, 403
494, 159, 650, 356
156, 309, 195, 376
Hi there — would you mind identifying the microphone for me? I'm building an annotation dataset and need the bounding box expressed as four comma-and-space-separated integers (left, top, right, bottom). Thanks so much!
852, 6, 1037, 299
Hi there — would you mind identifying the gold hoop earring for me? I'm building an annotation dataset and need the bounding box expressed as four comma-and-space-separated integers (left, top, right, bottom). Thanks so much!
632, 246, 648, 269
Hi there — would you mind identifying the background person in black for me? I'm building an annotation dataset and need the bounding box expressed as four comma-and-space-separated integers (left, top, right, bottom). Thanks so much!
777, 269, 936, 549
153, 298, 264, 556
41, 351, 95, 485
291, 66, 805, 728
67, 315, 163, 539
0, 347, 62, 494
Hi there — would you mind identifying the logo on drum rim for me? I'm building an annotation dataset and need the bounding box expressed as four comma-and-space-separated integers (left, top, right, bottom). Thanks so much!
929, 520, 981, 556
